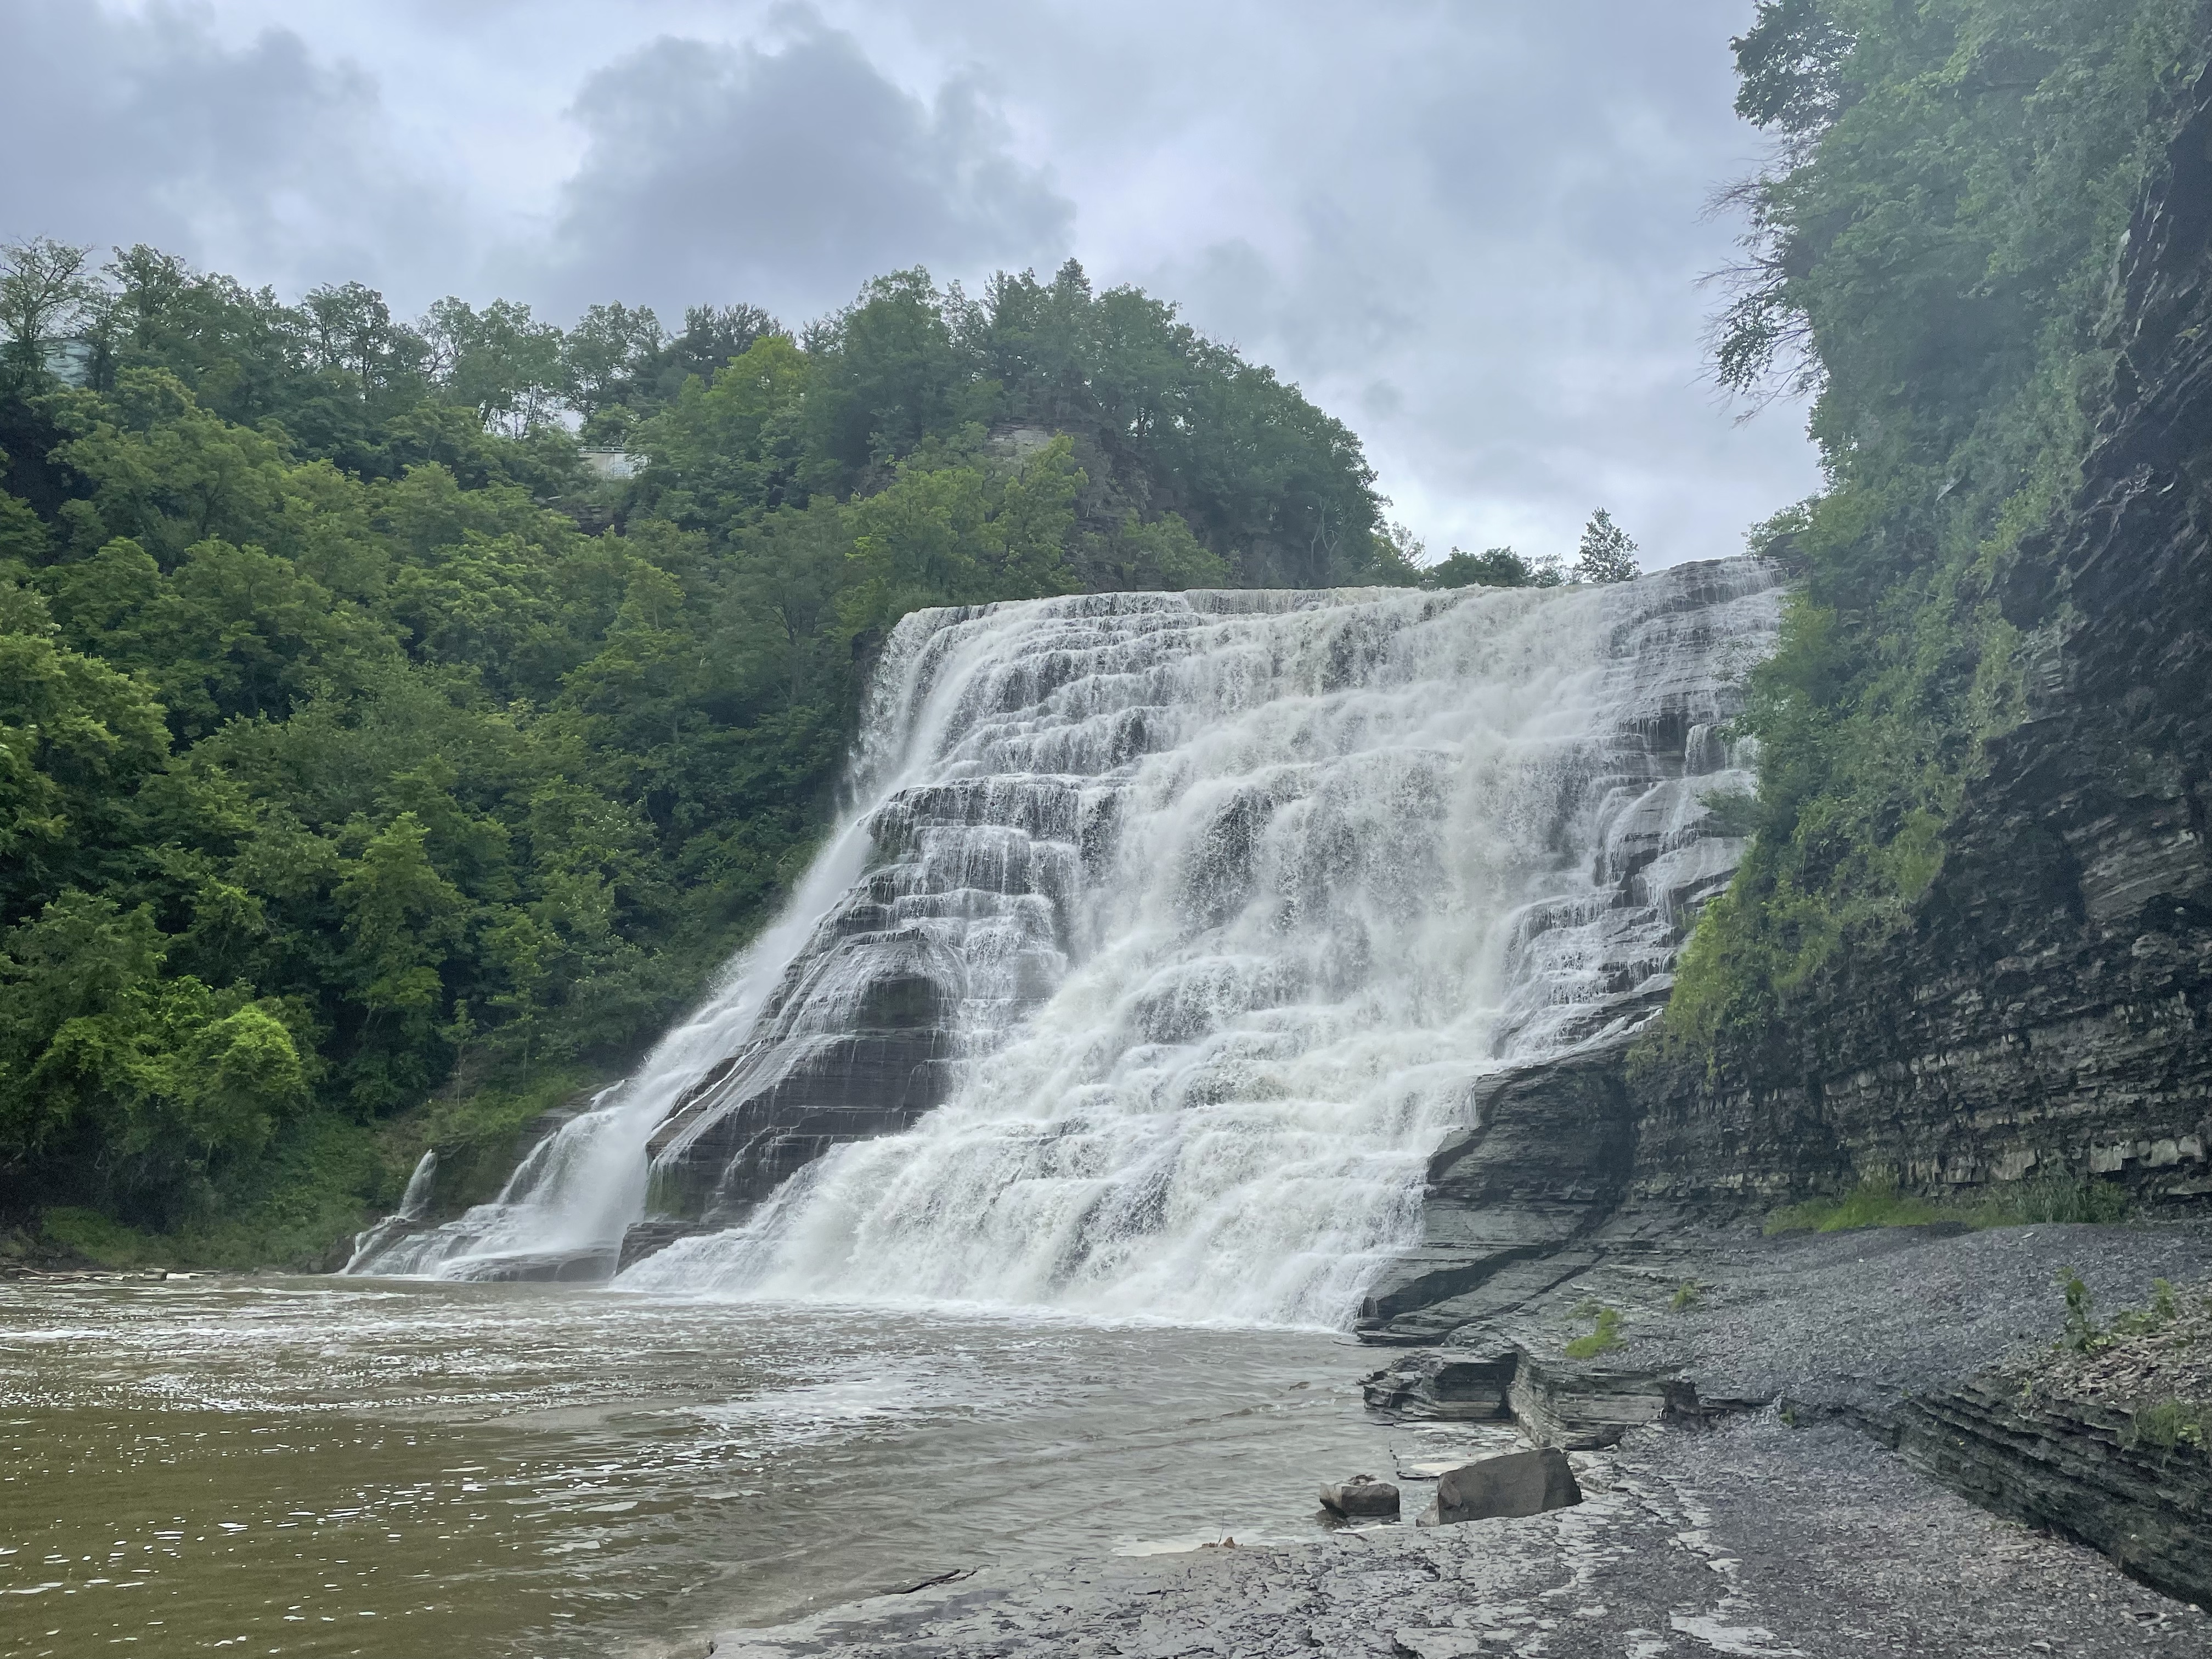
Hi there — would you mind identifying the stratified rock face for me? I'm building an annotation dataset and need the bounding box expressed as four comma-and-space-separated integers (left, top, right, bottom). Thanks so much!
1632, 65, 2212, 1211
1895, 1383, 2212, 1610
1361, 1349, 1518, 1420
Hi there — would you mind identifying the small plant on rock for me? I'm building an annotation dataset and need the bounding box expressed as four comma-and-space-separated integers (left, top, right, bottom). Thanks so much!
2109, 1278, 2180, 1338
1564, 1300, 1625, 1359
2057, 1267, 2109, 1354
2125, 1398, 2210, 1456
1669, 1279, 1704, 1311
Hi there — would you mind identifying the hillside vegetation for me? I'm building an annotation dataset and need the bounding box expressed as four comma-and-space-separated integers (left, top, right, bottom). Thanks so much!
1662, 0, 2209, 1054
0, 256, 1406, 1262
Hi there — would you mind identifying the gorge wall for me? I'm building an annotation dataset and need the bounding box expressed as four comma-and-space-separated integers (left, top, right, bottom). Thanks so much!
1626, 66, 2212, 1217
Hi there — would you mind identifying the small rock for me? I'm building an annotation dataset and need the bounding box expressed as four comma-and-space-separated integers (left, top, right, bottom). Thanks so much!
1319, 1474, 1401, 1517
1414, 1447, 1582, 1526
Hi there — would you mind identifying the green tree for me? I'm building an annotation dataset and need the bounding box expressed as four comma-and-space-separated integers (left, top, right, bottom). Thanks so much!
48, 369, 291, 564
562, 302, 664, 436
0, 582, 172, 922
0, 238, 98, 390
423, 297, 566, 436
1426, 546, 1564, 589
1573, 510, 1639, 584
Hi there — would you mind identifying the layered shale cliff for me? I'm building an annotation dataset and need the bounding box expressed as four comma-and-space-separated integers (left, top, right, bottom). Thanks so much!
1629, 65, 2212, 1216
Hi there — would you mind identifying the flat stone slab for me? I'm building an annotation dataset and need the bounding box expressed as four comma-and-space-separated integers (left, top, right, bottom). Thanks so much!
708, 1417, 2209, 1657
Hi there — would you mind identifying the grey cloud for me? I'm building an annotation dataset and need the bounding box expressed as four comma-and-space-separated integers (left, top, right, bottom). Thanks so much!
1058, 0, 1816, 565
539, 12, 1073, 320
0, 1, 460, 298
0, 0, 1819, 568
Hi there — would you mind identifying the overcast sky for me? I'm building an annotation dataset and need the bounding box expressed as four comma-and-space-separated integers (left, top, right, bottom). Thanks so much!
2, 0, 1821, 568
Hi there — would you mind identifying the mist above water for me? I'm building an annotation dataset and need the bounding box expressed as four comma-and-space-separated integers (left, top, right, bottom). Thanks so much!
356, 565, 1780, 1324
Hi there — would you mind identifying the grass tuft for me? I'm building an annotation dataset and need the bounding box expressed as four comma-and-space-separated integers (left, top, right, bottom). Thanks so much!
1763, 1171, 2130, 1237
1564, 1302, 1626, 1360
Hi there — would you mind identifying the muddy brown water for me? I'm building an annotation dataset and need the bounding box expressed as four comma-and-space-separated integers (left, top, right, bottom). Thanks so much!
0, 1276, 1469, 1657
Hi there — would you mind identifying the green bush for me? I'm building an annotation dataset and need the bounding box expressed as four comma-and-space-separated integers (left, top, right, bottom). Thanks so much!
42, 1205, 166, 1268
1997, 1172, 2132, 1225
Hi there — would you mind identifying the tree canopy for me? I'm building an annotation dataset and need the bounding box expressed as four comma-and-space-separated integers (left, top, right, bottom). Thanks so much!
0, 250, 1413, 1259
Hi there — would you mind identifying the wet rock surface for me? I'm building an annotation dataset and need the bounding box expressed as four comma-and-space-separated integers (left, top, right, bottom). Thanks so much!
709, 1417, 2206, 1658
1321, 1475, 1401, 1518
442, 1245, 617, 1283
1416, 1447, 1581, 1527
1362, 1218, 2212, 1609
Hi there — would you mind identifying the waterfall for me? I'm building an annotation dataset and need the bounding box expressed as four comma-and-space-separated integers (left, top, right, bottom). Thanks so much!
352, 560, 1780, 1324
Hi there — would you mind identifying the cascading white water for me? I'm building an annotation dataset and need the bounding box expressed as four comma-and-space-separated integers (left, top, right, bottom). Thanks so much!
354, 561, 1780, 1325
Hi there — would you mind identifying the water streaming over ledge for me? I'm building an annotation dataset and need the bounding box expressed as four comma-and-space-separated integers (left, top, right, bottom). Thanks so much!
351, 561, 1782, 1325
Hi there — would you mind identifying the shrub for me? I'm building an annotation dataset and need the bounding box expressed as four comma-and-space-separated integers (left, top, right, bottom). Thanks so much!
1995, 1173, 2131, 1226
2056, 1267, 2104, 1353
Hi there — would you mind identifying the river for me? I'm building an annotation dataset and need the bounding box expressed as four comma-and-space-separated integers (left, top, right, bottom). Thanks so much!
0, 1274, 1502, 1658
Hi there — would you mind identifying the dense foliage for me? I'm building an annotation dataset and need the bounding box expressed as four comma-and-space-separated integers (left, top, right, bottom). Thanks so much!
0, 251, 1406, 1259
1663, 0, 2210, 1052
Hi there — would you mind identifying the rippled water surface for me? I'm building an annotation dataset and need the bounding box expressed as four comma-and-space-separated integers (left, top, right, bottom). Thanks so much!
0, 1276, 1413, 1657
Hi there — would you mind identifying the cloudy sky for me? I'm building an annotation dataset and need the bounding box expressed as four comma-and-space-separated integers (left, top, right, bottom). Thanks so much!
1, 0, 1821, 567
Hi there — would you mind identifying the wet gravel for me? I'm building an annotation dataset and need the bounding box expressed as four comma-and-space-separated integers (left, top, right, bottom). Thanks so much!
712, 1414, 2207, 1657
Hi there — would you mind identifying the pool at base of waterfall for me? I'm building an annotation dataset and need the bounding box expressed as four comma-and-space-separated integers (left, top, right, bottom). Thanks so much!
0, 1276, 1435, 1658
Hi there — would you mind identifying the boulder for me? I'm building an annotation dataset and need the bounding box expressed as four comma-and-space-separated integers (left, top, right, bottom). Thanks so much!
1414, 1447, 1581, 1526
1319, 1475, 1401, 1518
